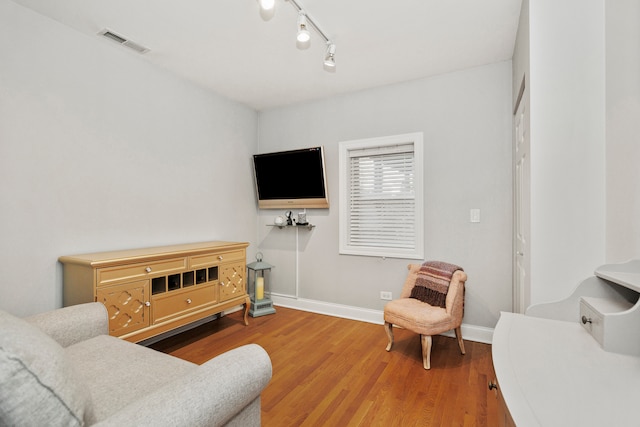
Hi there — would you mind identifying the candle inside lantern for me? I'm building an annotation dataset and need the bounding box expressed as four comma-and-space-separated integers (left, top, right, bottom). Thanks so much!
256, 276, 264, 300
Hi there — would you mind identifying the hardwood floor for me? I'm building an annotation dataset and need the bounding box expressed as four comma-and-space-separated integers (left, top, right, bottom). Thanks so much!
150, 307, 498, 426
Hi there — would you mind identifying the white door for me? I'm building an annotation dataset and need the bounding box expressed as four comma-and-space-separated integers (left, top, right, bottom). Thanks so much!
513, 79, 530, 314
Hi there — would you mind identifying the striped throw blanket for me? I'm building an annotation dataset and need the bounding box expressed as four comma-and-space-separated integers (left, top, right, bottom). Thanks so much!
409, 261, 463, 308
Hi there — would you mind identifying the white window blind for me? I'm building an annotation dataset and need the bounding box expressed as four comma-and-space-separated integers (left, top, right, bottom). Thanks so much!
348, 144, 415, 249
339, 133, 424, 259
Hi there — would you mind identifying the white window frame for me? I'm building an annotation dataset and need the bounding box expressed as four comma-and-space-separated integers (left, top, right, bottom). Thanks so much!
339, 132, 424, 259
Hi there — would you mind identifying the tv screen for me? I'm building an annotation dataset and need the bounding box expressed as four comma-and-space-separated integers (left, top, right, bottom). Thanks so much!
253, 146, 329, 209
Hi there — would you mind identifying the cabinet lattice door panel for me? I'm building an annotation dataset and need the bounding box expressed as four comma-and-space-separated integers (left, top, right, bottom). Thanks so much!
220, 262, 245, 302
96, 280, 150, 336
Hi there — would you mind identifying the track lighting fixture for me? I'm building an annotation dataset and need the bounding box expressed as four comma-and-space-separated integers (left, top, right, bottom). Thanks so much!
257, 0, 275, 21
323, 42, 336, 72
296, 12, 311, 49
258, 0, 336, 72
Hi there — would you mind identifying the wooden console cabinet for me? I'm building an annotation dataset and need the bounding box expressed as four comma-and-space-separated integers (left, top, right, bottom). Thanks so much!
59, 241, 250, 343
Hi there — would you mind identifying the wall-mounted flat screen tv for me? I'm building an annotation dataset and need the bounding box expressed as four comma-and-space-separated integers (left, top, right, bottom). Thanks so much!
253, 146, 329, 209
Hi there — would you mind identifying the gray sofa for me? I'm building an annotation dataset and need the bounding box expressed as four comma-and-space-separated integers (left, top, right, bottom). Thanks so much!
0, 302, 272, 426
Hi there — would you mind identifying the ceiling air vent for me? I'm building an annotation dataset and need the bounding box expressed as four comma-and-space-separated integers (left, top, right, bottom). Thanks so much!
98, 29, 149, 54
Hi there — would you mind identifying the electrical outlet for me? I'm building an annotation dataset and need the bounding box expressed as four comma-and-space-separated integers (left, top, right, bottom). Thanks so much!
380, 291, 392, 300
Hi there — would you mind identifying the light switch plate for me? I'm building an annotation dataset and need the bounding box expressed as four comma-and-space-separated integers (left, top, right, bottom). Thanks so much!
470, 208, 481, 223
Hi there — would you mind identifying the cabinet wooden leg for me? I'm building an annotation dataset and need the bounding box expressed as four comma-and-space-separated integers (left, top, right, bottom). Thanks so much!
384, 322, 394, 351
243, 296, 250, 326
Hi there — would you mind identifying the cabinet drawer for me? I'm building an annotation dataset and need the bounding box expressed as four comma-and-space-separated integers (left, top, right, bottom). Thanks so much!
580, 297, 606, 347
98, 258, 187, 286
189, 250, 245, 268
152, 285, 217, 322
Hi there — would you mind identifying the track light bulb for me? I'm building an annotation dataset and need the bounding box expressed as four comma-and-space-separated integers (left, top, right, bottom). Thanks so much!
259, 0, 275, 9
258, 0, 275, 21
323, 42, 336, 72
296, 12, 311, 49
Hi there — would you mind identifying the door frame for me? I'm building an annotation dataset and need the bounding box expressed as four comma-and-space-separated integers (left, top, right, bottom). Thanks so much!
513, 75, 530, 314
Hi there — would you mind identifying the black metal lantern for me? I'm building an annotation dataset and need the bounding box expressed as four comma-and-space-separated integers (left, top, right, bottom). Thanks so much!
247, 252, 276, 317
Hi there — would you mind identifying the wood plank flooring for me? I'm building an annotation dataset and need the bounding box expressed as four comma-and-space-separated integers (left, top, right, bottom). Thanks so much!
150, 307, 498, 426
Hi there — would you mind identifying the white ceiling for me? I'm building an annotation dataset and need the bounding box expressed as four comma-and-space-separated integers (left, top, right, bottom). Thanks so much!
11, 0, 523, 111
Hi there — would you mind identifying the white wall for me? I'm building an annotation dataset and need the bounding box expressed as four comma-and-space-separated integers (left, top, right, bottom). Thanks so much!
0, 0, 259, 316
527, 0, 606, 304
257, 62, 513, 329
605, 0, 640, 262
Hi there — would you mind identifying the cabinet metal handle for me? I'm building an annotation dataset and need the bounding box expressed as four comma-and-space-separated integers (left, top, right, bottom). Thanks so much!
218, 255, 223, 261
145, 267, 152, 273
488, 381, 498, 391
186, 298, 192, 304
581, 315, 592, 324
145, 301, 151, 307
220, 281, 224, 286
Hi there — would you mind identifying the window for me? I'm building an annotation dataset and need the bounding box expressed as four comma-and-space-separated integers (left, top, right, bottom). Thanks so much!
339, 133, 424, 259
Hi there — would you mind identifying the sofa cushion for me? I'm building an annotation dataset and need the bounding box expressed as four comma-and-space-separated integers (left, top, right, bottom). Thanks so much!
65, 334, 196, 422
0, 309, 93, 426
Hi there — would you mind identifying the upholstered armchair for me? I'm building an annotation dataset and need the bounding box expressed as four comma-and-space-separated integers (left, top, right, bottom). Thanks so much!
0, 302, 272, 426
384, 263, 467, 370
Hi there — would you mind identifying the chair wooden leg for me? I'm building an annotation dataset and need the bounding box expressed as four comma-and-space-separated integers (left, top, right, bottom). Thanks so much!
421, 335, 432, 370
384, 322, 394, 351
455, 326, 465, 355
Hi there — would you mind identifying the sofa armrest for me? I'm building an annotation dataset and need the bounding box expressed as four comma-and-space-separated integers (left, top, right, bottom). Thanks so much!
26, 302, 108, 348
93, 344, 272, 427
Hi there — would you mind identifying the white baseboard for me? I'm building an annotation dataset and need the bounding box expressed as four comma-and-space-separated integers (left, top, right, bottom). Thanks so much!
270, 293, 383, 324
441, 324, 494, 345
270, 293, 494, 345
